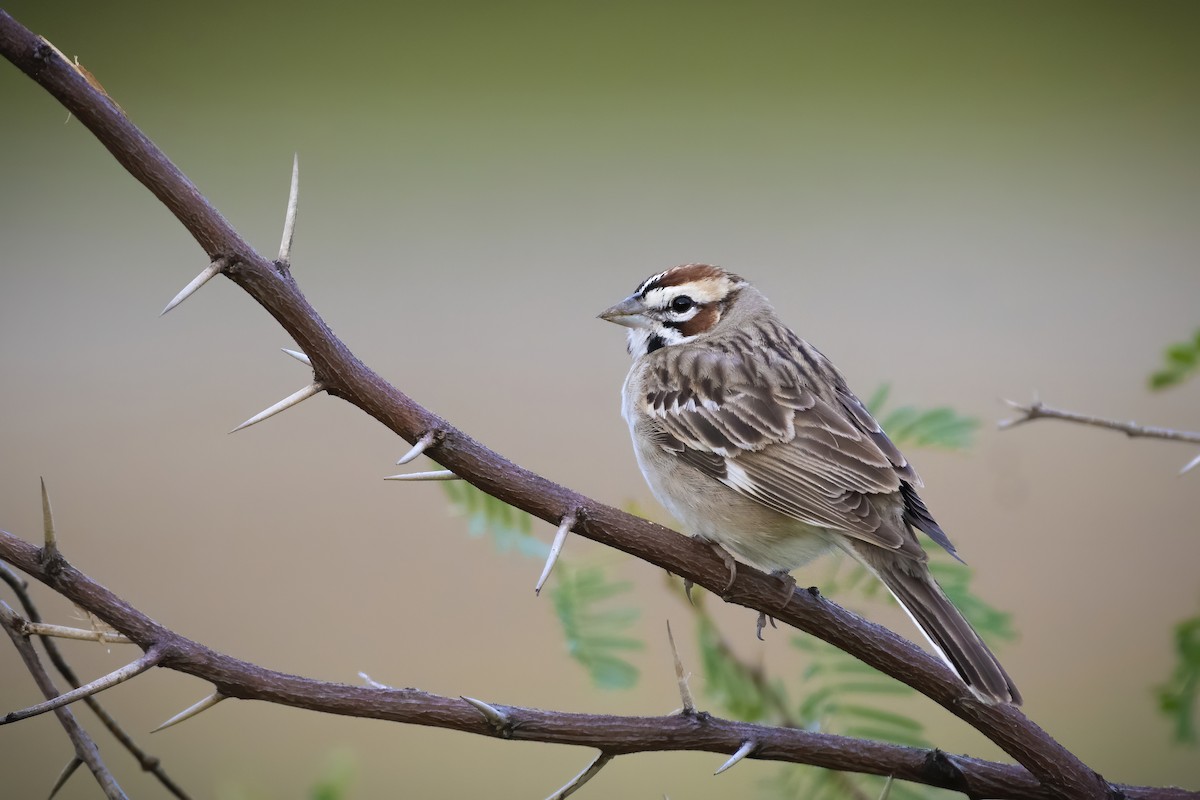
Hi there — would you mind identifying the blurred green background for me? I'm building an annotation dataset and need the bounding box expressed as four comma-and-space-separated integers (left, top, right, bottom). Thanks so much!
2, 1, 1198, 797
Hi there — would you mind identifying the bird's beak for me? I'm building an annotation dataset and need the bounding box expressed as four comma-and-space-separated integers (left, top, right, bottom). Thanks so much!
598, 296, 652, 329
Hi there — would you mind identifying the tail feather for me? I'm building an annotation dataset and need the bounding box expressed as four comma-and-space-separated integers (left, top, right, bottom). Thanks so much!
850, 544, 1021, 705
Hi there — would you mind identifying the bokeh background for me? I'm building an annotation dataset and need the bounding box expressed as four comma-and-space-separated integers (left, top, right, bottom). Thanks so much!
2, 1, 1198, 797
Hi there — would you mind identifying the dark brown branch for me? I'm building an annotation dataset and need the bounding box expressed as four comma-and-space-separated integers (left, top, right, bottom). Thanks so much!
0, 597, 127, 799
0, 10, 1182, 798
0, 563, 192, 799
1, 534, 1191, 800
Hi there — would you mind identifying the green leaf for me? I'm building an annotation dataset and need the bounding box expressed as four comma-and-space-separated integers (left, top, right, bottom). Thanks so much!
308, 750, 356, 800
1154, 612, 1200, 744
1148, 329, 1200, 391
551, 564, 643, 690
441, 481, 547, 558
864, 383, 980, 451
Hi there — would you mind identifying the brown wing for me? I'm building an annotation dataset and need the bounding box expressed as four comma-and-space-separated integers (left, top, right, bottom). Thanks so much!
640, 339, 950, 554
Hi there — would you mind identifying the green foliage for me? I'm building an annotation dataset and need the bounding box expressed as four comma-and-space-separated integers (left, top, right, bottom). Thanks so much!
551, 564, 643, 689
308, 750, 356, 800
1154, 611, 1200, 744
696, 612, 776, 722
441, 480, 548, 558
866, 384, 980, 451
1148, 328, 1200, 391
442, 481, 642, 689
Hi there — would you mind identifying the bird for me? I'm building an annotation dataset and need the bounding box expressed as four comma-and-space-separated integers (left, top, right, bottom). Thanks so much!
598, 263, 1020, 705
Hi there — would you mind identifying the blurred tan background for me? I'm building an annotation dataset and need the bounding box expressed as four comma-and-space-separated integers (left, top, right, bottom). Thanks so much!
2, 1, 1198, 797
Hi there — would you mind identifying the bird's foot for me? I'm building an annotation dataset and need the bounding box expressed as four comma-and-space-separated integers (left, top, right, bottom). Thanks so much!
755, 612, 778, 641
696, 538, 738, 598
771, 570, 797, 611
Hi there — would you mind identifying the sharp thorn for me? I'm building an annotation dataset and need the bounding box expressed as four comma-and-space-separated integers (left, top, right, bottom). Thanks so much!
382, 470, 459, 481
714, 740, 756, 775
281, 348, 311, 366
278, 153, 300, 264
229, 382, 324, 433
666, 620, 695, 714
151, 690, 225, 733
878, 775, 895, 800
160, 259, 224, 316
46, 756, 82, 800
543, 752, 613, 800
1181, 452, 1200, 475
39, 477, 59, 561
535, 512, 575, 596
395, 431, 437, 465
461, 696, 511, 732
2, 648, 162, 725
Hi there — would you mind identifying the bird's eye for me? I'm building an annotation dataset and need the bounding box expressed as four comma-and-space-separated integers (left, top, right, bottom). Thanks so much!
670, 295, 694, 314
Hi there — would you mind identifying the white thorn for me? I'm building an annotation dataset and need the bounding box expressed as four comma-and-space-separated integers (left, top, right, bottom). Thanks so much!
358, 672, 392, 690
230, 382, 324, 433
396, 431, 436, 465
160, 259, 224, 316
278, 153, 300, 264
1, 648, 162, 725
39, 477, 58, 560
281, 348, 311, 366
543, 752, 613, 800
151, 690, 226, 733
47, 756, 83, 800
382, 470, 459, 481
1181, 452, 1200, 475
714, 740, 756, 775
666, 620, 695, 714
877, 775, 895, 800
535, 513, 576, 596
461, 696, 510, 730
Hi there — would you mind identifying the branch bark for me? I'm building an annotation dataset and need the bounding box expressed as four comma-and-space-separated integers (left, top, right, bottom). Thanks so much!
1, 530, 1191, 800
0, 9, 1187, 799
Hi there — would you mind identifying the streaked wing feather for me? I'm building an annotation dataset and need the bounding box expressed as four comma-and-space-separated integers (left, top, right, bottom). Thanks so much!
644, 343, 914, 549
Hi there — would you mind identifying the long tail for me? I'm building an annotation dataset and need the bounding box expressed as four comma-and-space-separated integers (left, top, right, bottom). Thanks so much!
851, 544, 1021, 705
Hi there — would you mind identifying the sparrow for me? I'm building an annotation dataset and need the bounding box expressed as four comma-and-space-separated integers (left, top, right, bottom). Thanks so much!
599, 263, 1020, 705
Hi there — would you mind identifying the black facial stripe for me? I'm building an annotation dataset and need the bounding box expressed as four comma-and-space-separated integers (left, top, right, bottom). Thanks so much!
646, 335, 666, 354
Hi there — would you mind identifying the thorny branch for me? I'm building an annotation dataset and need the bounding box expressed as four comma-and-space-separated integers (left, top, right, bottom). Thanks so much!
0, 598, 127, 799
0, 530, 1188, 800
0, 10, 1194, 799
1000, 398, 1200, 474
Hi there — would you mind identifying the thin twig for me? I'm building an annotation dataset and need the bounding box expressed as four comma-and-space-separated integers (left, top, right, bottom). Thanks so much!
21, 621, 132, 644
2, 646, 163, 725
999, 398, 1200, 474
544, 752, 613, 800
998, 398, 1200, 443
0, 561, 191, 797
0, 600, 127, 799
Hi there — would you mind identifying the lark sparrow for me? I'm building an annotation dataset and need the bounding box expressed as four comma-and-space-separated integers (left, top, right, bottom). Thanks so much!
599, 264, 1020, 705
